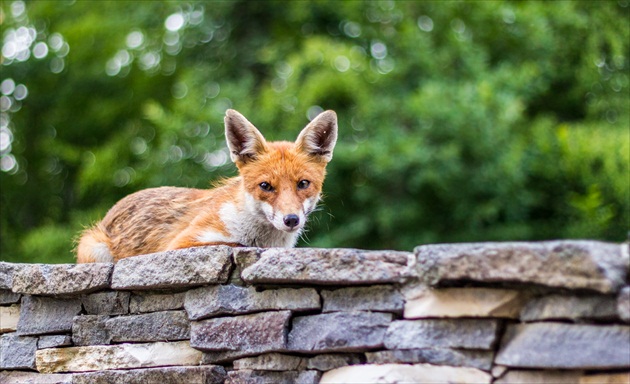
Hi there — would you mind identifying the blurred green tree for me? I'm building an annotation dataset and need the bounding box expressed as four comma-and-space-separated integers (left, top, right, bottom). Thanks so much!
1, 0, 628, 263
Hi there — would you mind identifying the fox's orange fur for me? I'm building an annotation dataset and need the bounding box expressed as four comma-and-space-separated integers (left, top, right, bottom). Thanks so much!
76, 109, 338, 263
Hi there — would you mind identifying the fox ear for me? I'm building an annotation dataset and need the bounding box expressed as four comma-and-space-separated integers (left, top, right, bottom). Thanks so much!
224, 109, 267, 164
296, 110, 338, 163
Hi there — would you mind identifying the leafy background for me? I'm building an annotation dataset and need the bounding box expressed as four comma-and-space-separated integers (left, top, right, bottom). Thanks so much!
1, 0, 628, 263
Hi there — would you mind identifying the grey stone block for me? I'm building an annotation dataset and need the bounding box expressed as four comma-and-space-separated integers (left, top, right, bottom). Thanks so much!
0, 289, 21, 304
191, 310, 291, 353
233, 353, 306, 371
287, 311, 392, 353
0, 262, 22, 290
185, 284, 320, 320
0, 333, 38, 370
16, 296, 82, 336
0, 371, 73, 384
11, 263, 112, 296
73, 366, 227, 384
129, 291, 186, 313
520, 294, 618, 322
416, 241, 628, 293
106, 310, 190, 342
38, 335, 73, 349
111, 246, 232, 290
72, 315, 111, 346
322, 285, 403, 313
306, 354, 363, 371
495, 322, 630, 369
384, 319, 500, 350
619, 286, 630, 323
226, 369, 321, 384
236, 248, 415, 285
365, 349, 494, 371
81, 291, 130, 315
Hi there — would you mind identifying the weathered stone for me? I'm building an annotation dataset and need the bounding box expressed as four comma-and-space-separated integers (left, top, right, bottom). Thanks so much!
202, 350, 259, 364
72, 315, 111, 346
306, 354, 363, 371
0, 262, 21, 290
82, 291, 130, 315
36, 340, 203, 373
0, 289, 21, 304
0, 333, 38, 370
0, 304, 19, 333
365, 349, 494, 371
226, 369, 321, 384
129, 291, 186, 313
287, 311, 392, 353
496, 322, 630, 369
236, 248, 415, 285
17, 296, 82, 336
491, 365, 508, 378
107, 310, 189, 342
11, 263, 112, 296
618, 286, 630, 323
191, 310, 290, 352
520, 294, 618, 322
322, 285, 403, 313
320, 364, 492, 384
403, 286, 526, 319
72, 366, 227, 384
111, 246, 232, 290
494, 370, 582, 383
38, 335, 73, 349
384, 319, 500, 350
0, 371, 73, 384
185, 284, 320, 320
233, 353, 306, 371
416, 241, 628, 293
581, 372, 630, 384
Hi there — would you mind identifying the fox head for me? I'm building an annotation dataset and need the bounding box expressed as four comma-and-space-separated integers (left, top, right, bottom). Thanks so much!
224, 109, 338, 236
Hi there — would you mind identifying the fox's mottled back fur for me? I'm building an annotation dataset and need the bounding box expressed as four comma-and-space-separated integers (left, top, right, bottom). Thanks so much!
76, 109, 337, 263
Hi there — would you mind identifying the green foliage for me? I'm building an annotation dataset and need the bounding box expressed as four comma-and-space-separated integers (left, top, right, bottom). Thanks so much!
1, 0, 628, 262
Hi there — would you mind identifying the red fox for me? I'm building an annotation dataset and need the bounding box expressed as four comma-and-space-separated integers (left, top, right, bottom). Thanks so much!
76, 109, 338, 263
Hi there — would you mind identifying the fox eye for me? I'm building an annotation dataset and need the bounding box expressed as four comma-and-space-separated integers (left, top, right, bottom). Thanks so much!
297, 180, 310, 190
259, 182, 274, 192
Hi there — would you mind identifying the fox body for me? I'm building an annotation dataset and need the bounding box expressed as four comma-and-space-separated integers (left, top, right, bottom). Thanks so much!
76, 109, 338, 263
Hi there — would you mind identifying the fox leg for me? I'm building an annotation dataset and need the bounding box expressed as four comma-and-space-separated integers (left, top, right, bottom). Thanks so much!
76, 225, 115, 263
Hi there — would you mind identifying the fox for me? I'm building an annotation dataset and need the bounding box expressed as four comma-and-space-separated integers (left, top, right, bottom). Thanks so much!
75, 109, 338, 263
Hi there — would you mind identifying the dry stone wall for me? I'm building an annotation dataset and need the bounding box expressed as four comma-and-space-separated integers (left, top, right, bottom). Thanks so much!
1, 240, 629, 384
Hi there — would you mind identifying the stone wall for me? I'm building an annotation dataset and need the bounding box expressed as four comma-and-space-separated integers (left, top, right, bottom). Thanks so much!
1, 241, 629, 384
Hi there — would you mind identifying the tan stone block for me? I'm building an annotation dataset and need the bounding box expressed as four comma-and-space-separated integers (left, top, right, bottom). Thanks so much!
319, 363, 492, 384
580, 372, 630, 384
36, 341, 203, 373
0, 304, 19, 333
404, 286, 526, 319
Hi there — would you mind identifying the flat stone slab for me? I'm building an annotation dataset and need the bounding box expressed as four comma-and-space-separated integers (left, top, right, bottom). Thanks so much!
0, 333, 38, 370
226, 370, 321, 384
320, 364, 492, 384
0, 289, 21, 304
38, 335, 73, 349
403, 286, 526, 319
0, 371, 73, 384
191, 310, 291, 353
520, 294, 618, 322
322, 285, 403, 313
365, 349, 494, 371
619, 286, 630, 323
0, 304, 19, 333
129, 291, 186, 313
495, 322, 630, 369
11, 263, 112, 296
111, 246, 232, 290
17, 296, 82, 336
82, 291, 130, 315
185, 284, 320, 320
0, 262, 22, 289
306, 354, 363, 371
233, 353, 306, 371
415, 240, 628, 293
384, 319, 500, 350
72, 366, 227, 384
36, 340, 203, 373
494, 370, 583, 383
288, 311, 392, 353
236, 248, 415, 285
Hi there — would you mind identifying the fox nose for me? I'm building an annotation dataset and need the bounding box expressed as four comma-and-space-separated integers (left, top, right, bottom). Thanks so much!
283, 214, 300, 229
